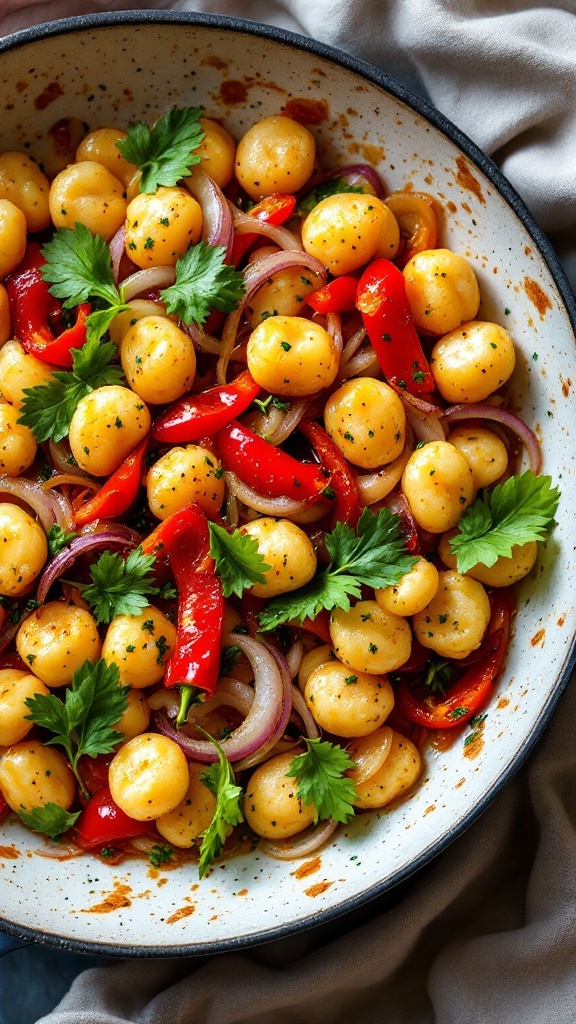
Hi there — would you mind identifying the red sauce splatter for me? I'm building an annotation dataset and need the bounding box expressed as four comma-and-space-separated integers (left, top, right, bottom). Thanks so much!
461, 201, 472, 214
497, 697, 510, 709
16, 81, 28, 93
291, 856, 321, 879
220, 80, 248, 105
557, 616, 566, 627
283, 98, 329, 125
201, 55, 229, 70
530, 628, 546, 647
166, 904, 196, 923
304, 880, 334, 897
561, 378, 572, 397
81, 882, 132, 914
524, 277, 552, 316
455, 156, 485, 204
424, 805, 436, 816
34, 81, 63, 111
236, 888, 248, 896
0, 845, 19, 859
454, 778, 466, 789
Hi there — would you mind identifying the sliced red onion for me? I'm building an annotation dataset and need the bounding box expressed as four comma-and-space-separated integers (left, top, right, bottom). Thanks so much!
341, 347, 380, 381
257, 818, 339, 861
184, 677, 254, 722
109, 225, 126, 284
399, 390, 446, 444
154, 633, 291, 764
263, 398, 313, 447
47, 438, 93, 479
184, 168, 234, 260
291, 684, 320, 740
46, 488, 75, 533
36, 529, 138, 605
339, 327, 366, 371
443, 403, 542, 474
232, 207, 303, 252
354, 444, 412, 506
121, 266, 176, 302
224, 470, 314, 517
216, 252, 328, 385
0, 475, 63, 531
286, 640, 304, 679
346, 726, 393, 786
382, 489, 420, 543
325, 312, 344, 359
35, 839, 84, 859
323, 163, 386, 198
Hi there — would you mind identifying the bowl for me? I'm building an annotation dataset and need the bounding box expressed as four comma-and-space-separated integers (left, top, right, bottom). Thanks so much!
0, 10, 575, 958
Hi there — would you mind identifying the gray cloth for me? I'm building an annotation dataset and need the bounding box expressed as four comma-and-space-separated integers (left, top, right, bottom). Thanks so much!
0, 2, 574, 1021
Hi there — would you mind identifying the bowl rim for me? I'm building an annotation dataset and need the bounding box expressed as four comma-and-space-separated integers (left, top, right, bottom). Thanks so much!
0, 8, 575, 960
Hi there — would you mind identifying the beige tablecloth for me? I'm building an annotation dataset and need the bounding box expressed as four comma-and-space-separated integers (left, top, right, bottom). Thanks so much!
1, 3, 575, 1021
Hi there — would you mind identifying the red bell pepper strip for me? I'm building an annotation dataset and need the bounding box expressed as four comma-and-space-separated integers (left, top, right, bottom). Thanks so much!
74, 786, 150, 848
232, 193, 297, 264
396, 589, 514, 728
152, 370, 260, 444
298, 419, 361, 528
142, 504, 224, 700
356, 258, 435, 395
216, 420, 329, 502
77, 753, 114, 797
73, 435, 149, 527
306, 275, 359, 314
0, 791, 8, 826
6, 243, 90, 367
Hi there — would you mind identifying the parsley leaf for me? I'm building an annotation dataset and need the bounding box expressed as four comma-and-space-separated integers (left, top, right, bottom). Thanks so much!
258, 507, 417, 631
208, 522, 271, 599
198, 730, 244, 878
288, 738, 357, 824
148, 844, 173, 867
160, 241, 245, 327
449, 470, 560, 573
18, 333, 124, 443
46, 524, 77, 558
24, 659, 129, 796
40, 223, 122, 309
116, 106, 205, 194
17, 804, 81, 840
297, 177, 364, 217
423, 655, 456, 695
79, 546, 160, 624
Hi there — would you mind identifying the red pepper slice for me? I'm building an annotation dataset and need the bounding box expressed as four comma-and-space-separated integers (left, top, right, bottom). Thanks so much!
216, 420, 328, 502
0, 791, 8, 825
396, 590, 514, 728
6, 243, 90, 367
152, 370, 260, 443
73, 435, 149, 527
356, 258, 435, 395
74, 786, 150, 848
142, 504, 224, 697
232, 193, 297, 264
77, 753, 114, 797
306, 275, 359, 314
298, 419, 361, 528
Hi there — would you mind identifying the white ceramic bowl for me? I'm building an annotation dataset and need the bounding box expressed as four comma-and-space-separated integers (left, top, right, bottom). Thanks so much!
0, 11, 575, 957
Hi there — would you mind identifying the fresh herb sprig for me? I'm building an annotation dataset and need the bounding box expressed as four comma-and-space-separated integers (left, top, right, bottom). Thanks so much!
116, 106, 205, 194
287, 738, 357, 824
297, 177, 364, 217
449, 470, 560, 574
17, 804, 81, 841
198, 730, 244, 879
258, 507, 417, 631
18, 332, 125, 443
160, 241, 245, 327
76, 547, 161, 624
208, 522, 271, 599
24, 659, 129, 797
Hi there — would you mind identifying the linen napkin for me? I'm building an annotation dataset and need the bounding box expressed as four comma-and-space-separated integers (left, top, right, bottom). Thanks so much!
0, 2, 574, 1022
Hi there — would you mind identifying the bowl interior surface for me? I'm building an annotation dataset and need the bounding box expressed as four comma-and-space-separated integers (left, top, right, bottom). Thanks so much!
0, 14, 575, 956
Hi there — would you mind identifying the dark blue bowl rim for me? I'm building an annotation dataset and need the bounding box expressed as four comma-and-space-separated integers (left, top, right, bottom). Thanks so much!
0, 8, 574, 960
